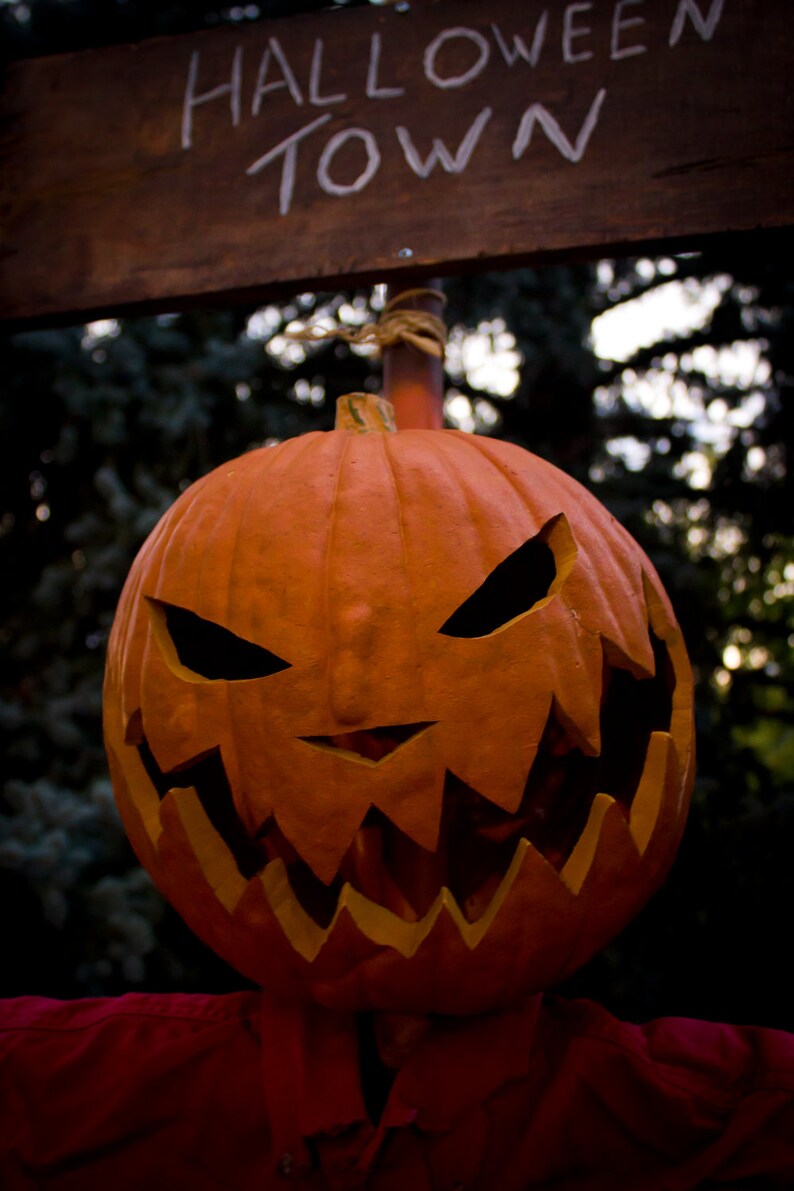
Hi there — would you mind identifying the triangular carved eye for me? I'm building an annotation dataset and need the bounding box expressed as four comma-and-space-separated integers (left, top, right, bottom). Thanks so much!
440, 513, 576, 638
148, 599, 290, 681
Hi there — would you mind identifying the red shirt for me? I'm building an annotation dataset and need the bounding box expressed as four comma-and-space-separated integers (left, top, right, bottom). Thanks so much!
1, 991, 792, 1189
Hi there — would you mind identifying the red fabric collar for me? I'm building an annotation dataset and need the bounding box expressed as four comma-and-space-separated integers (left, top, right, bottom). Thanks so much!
257, 992, 542, 1178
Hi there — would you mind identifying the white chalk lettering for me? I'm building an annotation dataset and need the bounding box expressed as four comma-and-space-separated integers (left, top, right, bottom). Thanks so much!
396, 107, 492, 178
669, 0, 724, 45
611, 0, 647, 59
366, 32, 405, 99
317, 128, 381, 196
512, 87, 606, 162
246, 114, 332, 215
423, 27, 490, 90
562, 3, 594, 64
309, 38, 347, 106
491, 14, 549, 68
251, 38, 304, 115
181, 47, 243, 150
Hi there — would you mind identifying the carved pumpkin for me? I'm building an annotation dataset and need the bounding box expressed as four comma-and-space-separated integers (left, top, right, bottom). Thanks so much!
104, 394, 694, 1015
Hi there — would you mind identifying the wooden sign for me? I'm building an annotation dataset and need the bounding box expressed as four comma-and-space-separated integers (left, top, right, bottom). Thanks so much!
1, 0, 791, 324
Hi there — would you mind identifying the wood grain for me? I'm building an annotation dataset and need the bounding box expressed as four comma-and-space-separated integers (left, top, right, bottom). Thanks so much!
1, 0, 792, 324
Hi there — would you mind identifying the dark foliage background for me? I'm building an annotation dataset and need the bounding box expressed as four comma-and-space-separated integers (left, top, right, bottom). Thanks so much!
1, 0, 791, 1030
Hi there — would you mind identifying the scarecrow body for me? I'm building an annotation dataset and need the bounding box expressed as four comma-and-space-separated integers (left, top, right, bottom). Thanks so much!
3, 990, 793, 1189
2, 393, 793, 1188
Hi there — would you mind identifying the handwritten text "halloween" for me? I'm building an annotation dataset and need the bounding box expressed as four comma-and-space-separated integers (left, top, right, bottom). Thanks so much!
180, 0, 725, 216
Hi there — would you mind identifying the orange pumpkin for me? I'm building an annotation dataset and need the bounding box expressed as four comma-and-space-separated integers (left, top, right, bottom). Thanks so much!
103, 394, 694, 1014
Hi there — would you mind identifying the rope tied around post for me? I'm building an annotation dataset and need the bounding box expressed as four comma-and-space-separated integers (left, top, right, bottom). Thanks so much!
285, 288, 447, 359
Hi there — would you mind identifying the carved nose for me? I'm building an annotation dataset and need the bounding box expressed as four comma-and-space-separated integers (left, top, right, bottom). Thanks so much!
301, 722, 435, 764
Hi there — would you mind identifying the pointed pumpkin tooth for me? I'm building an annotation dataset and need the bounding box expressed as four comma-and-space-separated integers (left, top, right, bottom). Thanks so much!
257, 858, 328, 962
563, 800, 646, 975
273, 785, 371, 887
560, 792, 622, 895
642, 568, 678, 639
465, 836, 572, 940
113, 727, 163, 846
160, 786, 247, 913
106, 734, 163, 861
550, 692, 601, 757
228, 869, 324, 989
384, 895, 477, 1012
337, 881, 445, 958
549, 628, 603, 757
154, 793, 278, 988
629, 731, 676, 856
337, 826, 421, 920
139, 646, 203, 773
436, 839, 584, 1004
444, 725, 541, 815
370, 763, 445, 854
314, 885, 490, 1013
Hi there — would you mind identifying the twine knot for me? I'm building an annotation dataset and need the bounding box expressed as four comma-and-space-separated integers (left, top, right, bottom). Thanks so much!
284, 289, 446, 359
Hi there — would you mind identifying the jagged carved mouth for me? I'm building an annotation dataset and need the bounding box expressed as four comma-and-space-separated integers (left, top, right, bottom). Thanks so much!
134, 632, 674, 927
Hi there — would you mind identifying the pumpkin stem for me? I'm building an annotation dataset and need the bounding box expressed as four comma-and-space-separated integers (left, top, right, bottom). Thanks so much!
382, 282, 445, 430
335, 393, 397, 433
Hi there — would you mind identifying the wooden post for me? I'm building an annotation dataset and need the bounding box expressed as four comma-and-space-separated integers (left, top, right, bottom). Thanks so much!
382, 283, 445, 431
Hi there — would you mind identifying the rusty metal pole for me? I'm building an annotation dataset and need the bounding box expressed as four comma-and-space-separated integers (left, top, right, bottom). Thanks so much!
382, 281, 445, 430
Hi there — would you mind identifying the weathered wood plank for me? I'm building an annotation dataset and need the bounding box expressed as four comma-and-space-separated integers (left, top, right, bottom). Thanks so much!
1, 0, 792, 323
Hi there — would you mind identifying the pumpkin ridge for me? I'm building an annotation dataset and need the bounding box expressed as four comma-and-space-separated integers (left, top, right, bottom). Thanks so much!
219, 444, 313, 824
380, 431, 433, 725
141, 457, 263, 786
440, 431, 540, 519
322, 428, 355, 719
581, 557, 655, 679
409, 432, 498, 583
193, 475, 250, 801
115, 473, 215, 731
222, 438, 320, 639
434, 430, 537, 553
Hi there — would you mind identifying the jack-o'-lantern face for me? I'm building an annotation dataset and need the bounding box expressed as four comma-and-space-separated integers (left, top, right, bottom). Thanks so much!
104, 395, 694, 1015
